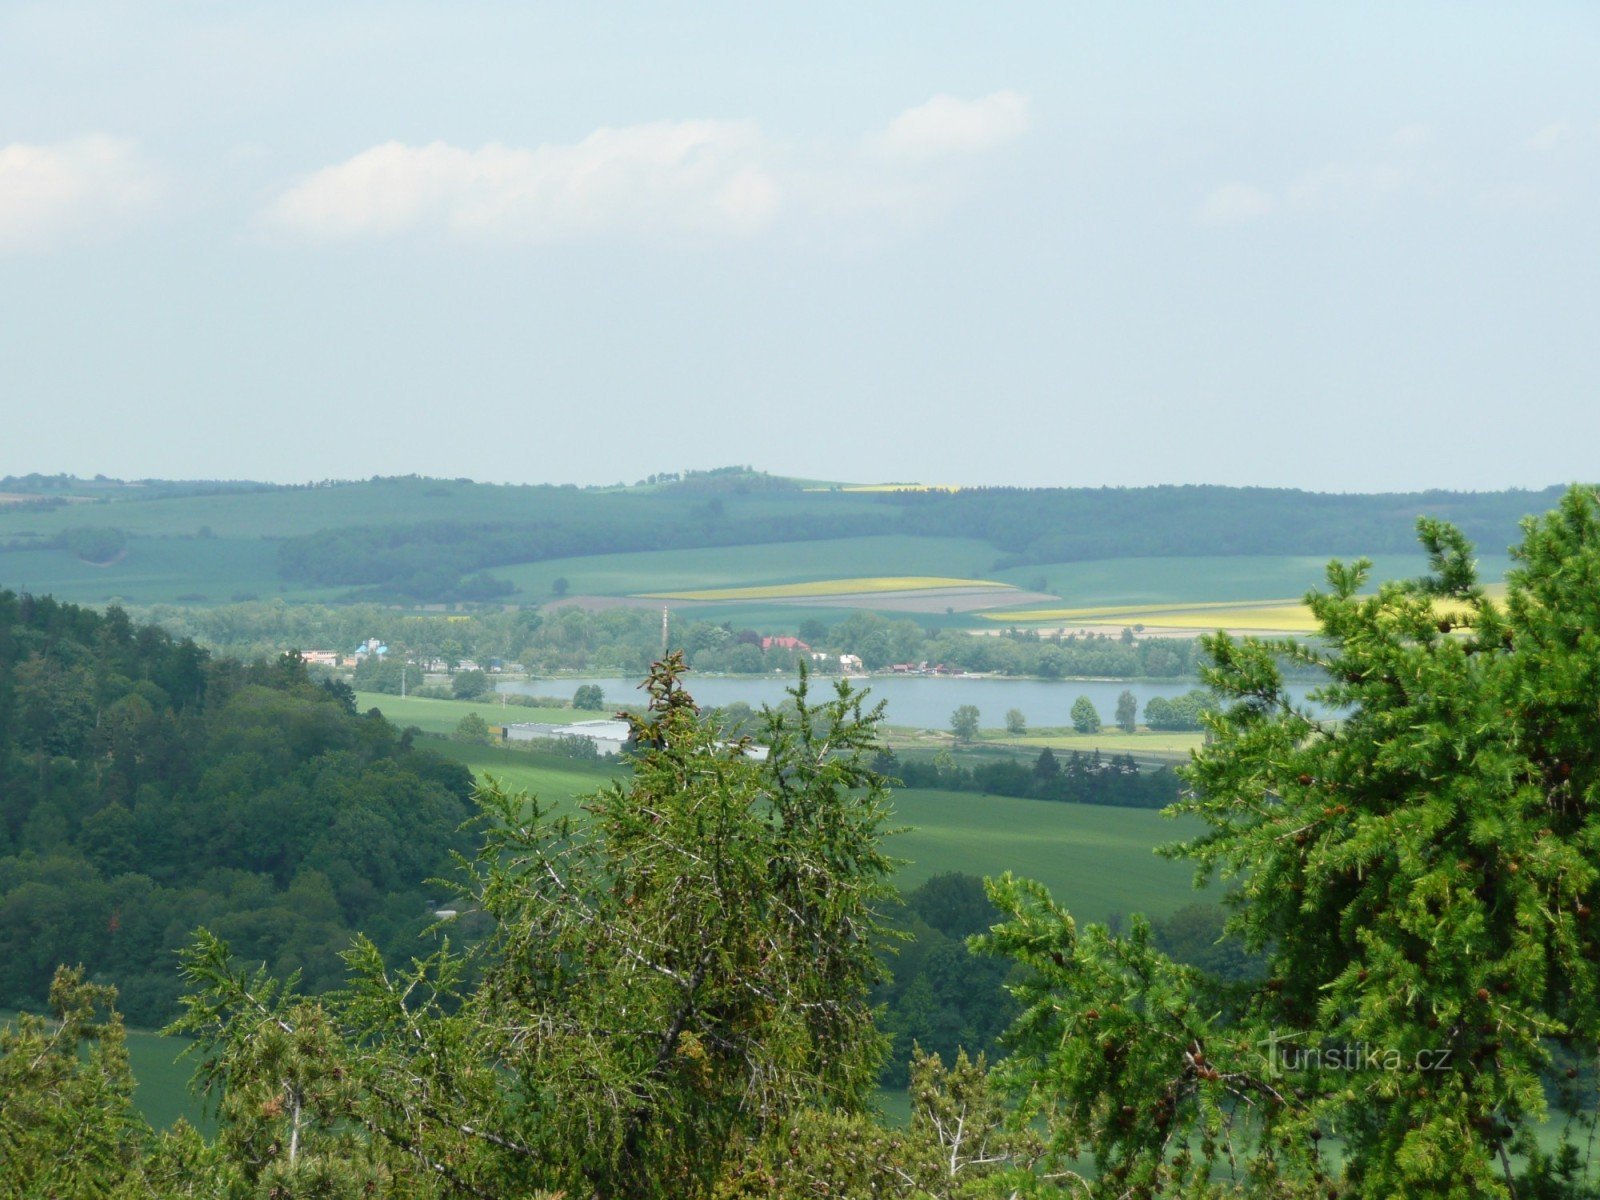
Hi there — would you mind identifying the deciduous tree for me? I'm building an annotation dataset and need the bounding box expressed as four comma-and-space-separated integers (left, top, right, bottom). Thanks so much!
1070, 695, 1101, 734
1115, 688, 1138, 733
950, 705, 981, 744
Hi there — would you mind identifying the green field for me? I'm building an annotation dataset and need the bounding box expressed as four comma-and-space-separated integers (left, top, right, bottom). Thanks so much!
356, 694, 1203, 921
383, 698, 1202, 924
889, 788, 1200, 922
987, 553, 1512, 610
356, 692, 629, 804
428, 739, 627, 806
0, 539, 346, 607
353, 691, 580, 738
412, 734, 1203, 926
496, 535, 1002, 600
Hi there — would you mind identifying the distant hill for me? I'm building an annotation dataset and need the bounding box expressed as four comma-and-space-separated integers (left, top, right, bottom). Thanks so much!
0, 471, 1566, 609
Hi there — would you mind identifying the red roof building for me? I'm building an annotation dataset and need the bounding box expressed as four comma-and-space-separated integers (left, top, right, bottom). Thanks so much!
761, 635, 812, 652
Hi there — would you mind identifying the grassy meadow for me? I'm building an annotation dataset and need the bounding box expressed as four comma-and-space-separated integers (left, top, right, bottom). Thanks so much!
353, 691, 579, 738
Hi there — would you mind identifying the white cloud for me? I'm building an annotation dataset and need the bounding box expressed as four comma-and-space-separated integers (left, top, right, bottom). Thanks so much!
0, 135, 160, 252
867, 91, 1031, 161
268, 121, 781, 243
1196, 182, 1277, 224
270, 95, 1031, 244
1528, 121, 1571, 152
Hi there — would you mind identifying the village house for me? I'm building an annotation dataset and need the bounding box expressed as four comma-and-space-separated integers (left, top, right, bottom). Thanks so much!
760, 635, 810, 652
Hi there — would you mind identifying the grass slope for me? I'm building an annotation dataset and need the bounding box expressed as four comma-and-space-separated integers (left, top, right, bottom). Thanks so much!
353, 692, 578, 738
497, 535, 1002, 599
889, 789, 1201, 923
0, 539, 344, 607
429, 739, 626, 807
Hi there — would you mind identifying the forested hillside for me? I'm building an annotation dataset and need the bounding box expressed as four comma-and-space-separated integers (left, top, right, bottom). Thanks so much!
0, 591, 476, 1025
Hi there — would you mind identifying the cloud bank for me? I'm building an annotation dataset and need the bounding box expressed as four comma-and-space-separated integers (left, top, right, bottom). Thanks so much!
268, 92, 1029, 244
0, 135, 160, 252
269, 120, 779, 243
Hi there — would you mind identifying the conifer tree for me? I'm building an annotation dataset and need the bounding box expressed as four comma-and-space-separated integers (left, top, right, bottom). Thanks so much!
167, 655, 897, 1198
979, 486, 1600, 1197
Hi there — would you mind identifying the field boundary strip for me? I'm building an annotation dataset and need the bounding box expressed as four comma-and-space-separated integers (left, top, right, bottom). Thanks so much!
640, 575, 1016, 601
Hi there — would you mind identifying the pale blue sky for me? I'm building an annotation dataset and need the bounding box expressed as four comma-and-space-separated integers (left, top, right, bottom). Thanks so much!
2, 3, 1597, 490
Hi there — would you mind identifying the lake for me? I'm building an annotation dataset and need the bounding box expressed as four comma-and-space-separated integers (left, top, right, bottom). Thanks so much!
499, 673, 1328, 729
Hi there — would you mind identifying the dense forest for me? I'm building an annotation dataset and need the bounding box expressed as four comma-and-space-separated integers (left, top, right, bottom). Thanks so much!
0, 591, 476, 1025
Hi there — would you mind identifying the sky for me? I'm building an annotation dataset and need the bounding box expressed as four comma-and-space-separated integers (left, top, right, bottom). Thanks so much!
2, 2, 1597, 492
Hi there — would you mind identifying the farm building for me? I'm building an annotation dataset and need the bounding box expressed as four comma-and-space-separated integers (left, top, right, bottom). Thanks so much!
761, 635, 810, 652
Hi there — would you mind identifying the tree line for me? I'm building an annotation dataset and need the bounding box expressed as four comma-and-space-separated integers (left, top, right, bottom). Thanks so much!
139, 598, 1230, 682
881, 747, 1184, 810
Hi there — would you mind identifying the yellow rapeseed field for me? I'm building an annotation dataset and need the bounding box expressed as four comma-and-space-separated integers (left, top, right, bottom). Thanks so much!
986, 584, 1507, 634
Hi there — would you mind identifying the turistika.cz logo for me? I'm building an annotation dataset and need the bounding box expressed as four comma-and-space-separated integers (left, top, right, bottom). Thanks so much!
1259, 1029, 1453, 1074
